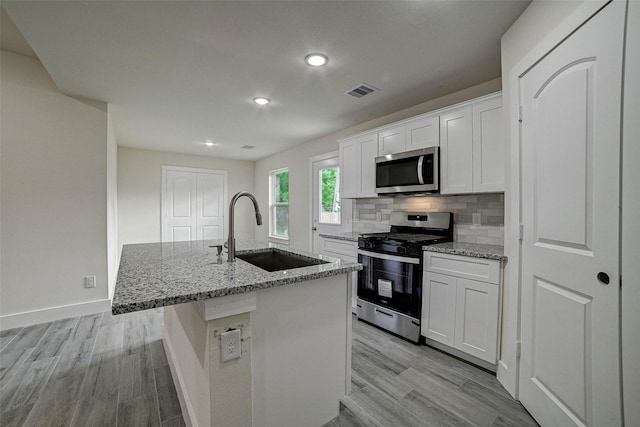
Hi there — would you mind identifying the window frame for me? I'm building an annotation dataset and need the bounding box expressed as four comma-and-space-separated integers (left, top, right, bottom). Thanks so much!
269, 167, 289, 241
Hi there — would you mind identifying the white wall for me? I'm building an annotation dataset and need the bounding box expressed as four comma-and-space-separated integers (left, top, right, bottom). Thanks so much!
117, 147, 255, 247
255, 78, 502, 251
107, 107, 118, 299
0, 50, 110, 328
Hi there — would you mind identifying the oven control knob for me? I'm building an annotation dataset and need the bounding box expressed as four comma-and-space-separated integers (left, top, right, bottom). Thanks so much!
397, 247, 406, 254
366, 242, 374, 249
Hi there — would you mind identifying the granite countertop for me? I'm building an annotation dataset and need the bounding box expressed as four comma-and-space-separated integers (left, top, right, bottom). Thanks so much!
318, 231, 362, 242
423, 242, 507, 261
112, 239, 362, 315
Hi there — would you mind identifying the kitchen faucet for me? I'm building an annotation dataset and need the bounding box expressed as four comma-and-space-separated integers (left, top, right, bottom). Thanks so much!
227, 191, 262, 262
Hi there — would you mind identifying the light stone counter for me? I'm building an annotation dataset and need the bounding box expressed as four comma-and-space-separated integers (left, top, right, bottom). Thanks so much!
423, 241, 507, 261
112, 238, 361, 314
112, 238, 358, 427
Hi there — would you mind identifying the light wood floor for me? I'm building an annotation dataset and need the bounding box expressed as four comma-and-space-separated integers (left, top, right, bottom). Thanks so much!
325, 318, 539, 427
0, 309, 184, 427
2, 310, 537, 427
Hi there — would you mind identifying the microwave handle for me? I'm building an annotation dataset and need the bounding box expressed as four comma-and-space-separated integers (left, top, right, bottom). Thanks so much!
417, 156, 425, 184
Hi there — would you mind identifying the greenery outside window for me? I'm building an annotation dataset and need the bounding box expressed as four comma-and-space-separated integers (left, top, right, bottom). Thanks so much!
269, 168, 289, 239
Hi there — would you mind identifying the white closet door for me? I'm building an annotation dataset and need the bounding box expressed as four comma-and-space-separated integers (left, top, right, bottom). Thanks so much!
162, 167, 227, 243
164, 170, 197, 242
196, 172, 225, 240
519, 2, 624, 426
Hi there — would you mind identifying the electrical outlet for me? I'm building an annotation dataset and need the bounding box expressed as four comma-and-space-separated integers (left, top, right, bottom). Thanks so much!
84, 276, 96, 288
221, 329, 241, 362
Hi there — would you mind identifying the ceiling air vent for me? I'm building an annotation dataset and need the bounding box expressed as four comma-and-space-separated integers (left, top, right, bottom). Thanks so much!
345, 83, 378, 99
241, 145, 255, 150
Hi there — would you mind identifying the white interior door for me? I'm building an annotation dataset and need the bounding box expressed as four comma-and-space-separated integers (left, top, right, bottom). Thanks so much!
162, 166, 227, 243
519, 2, 624, 426
311, 153, 351, 254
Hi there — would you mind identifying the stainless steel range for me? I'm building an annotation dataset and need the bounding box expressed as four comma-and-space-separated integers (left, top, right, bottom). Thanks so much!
357, 211, 453, 342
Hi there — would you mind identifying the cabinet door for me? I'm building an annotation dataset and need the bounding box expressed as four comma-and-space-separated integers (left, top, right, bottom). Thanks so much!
406, 116, 439, 150
472, 97, 504, 192
440, 107, 473, 194
378, 125, 405, 156
422, 272, 457, 347
339, 140, 359, 199
359, 133, 379, 198
454, 277, 499, 363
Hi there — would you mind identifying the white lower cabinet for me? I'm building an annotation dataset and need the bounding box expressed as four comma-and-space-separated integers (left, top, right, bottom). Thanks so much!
422, 252, 501, 365
321, 238, 359, 313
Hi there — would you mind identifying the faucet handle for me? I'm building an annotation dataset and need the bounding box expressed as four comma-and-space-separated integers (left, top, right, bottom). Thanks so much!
208, 244, 224, 257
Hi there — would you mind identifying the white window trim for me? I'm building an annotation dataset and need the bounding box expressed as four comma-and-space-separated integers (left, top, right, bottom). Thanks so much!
269, 167, 289, 241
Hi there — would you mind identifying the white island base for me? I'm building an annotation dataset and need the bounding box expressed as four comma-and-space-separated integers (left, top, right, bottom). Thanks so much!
162, 274, 353, 427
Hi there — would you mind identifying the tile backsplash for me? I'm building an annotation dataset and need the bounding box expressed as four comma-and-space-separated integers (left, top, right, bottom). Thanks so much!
352, 193, 504, 245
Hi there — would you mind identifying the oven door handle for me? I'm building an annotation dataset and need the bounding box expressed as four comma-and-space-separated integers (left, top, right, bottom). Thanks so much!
357, 249, 420, 265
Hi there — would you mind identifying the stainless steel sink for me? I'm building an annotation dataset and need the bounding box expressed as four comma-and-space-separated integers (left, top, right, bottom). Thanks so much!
236, 248, 329, 272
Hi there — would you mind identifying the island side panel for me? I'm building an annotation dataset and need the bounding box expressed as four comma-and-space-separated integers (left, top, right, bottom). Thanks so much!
251, 274, 351, 427
163, 304, 211, 427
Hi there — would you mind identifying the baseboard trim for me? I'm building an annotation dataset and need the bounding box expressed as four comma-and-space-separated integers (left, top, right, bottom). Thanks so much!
163, 323, 198, 427
0, 299, 111, 331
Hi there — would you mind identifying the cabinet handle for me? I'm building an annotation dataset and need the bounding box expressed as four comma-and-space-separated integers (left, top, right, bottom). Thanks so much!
597, 272, 610, 285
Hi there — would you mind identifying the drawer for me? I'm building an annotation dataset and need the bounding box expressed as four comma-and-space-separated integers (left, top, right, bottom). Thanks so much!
322, 239, 357, 260
424, 252, 500, 284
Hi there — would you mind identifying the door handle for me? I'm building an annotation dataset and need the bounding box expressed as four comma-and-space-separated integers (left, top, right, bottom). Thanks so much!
312, 227, 317, 231
597, 272, 610, 285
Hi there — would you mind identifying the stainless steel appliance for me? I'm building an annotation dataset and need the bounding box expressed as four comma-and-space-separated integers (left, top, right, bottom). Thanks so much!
375, 147, 439, 195
357, 211, 453, 342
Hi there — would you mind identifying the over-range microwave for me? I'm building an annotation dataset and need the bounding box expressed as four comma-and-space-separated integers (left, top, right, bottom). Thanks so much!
375, 147, 439, 195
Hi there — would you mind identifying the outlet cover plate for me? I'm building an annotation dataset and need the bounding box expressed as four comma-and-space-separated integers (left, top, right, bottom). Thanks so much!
221, 329, 241, 362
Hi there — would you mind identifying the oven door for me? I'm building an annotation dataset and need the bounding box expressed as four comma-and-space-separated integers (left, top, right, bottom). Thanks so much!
357, 249, 422, 317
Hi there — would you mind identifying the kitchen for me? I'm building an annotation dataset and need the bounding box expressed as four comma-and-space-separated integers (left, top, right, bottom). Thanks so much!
1, 1, 638, 427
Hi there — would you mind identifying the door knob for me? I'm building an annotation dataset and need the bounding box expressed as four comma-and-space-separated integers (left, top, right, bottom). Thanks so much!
597, 272, 610, 285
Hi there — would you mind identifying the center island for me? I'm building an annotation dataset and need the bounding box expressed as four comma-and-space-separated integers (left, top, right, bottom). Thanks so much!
112, 238, 361, 427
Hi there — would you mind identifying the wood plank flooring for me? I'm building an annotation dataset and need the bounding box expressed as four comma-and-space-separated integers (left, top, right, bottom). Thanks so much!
324, 318, 539, 427
2, 310, 537, 427
0, 309, 184, 427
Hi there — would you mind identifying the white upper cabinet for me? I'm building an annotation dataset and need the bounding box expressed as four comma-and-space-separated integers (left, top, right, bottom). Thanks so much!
440, 108, 474, 194
406, 115, 440, 151
339, 132, 378, 199
472, 97, 504, 193
338, 92, 504, 197
378, 126, 405, 156
440, 94, 504, 194
378, 116, 440, 156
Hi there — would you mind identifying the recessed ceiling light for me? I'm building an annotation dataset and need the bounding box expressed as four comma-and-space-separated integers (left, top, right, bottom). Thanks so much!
204, 140, 215, 147
305, 53, 328, 67
253, 97, 270, 105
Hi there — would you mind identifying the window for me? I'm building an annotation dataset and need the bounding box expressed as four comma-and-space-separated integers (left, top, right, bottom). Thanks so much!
269, 168, 289, 239
319, 166, 340, 225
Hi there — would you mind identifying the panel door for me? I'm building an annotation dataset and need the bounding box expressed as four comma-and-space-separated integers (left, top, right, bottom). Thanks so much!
406, 115, 439, 150
440, 107, 473, 194
378, 125, 406, 156
196, 172, 225, 240
339, 140, 358, 199
519, 2, 624, 426
358, 133, 379, 198
454, 278, 498, 363
472, 97, 504, 193
163, 167, 226, 243
421, 272, 457, 347
164, 170, 197, 242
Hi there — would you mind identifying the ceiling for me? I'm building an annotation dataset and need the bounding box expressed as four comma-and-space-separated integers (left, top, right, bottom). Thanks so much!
1, 1, 529, 161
